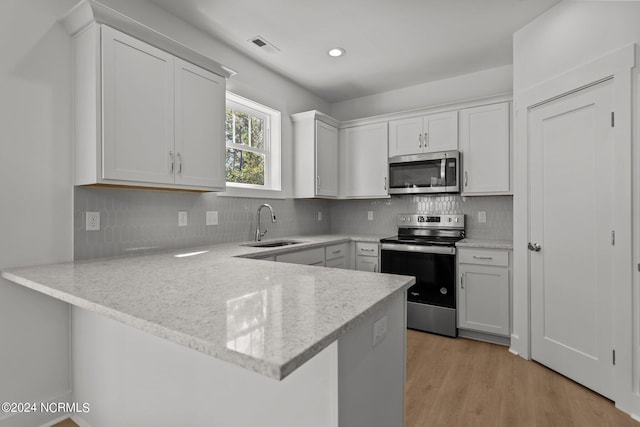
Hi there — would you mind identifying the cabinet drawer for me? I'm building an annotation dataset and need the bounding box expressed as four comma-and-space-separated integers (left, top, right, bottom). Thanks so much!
325, 243, 348, 261
276, 247, 325, 266
356, 242, 379, 257
458, 248, 509, 267
325, 257, 347, 269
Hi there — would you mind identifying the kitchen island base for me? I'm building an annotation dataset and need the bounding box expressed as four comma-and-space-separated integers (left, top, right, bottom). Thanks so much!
70, 293, 406, 427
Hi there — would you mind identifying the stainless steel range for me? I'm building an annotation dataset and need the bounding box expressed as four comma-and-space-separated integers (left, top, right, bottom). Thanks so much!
380, 214, 465, 337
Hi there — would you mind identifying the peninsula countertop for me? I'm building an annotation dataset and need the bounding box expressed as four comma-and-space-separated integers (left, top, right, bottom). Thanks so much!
1, 235, 413, 380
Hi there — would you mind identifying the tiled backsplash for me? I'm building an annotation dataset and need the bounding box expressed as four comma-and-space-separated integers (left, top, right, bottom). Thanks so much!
74, 187, 331, 260
74, 188, 512, 260
329, 194, 513, 240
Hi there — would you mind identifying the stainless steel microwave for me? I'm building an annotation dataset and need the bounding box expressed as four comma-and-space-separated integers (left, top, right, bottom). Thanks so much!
388, 151, 460, 195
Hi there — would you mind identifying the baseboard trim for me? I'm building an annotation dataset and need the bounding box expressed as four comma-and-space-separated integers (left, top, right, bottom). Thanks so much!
458, 328, 511, 346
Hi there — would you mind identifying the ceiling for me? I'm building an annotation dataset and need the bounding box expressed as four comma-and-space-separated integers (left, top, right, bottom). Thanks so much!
147, 0, 561, 103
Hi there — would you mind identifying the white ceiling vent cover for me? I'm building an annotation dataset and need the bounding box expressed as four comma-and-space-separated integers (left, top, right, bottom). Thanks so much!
248, 36, 280, 54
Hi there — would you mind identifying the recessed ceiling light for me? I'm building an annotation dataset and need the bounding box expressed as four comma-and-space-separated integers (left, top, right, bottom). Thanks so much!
328, 48, 346, 57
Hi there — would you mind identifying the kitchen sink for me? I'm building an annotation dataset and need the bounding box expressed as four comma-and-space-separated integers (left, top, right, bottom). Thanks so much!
243, 240, 305, 248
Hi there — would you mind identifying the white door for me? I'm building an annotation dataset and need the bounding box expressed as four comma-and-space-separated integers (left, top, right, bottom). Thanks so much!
423, 110, 458, 152
174, 58, 226, 189
315, 121, 338, 197
343, 123, 388, 197
388, 116, 423, 157
529, 79, 614, 399
101, 26, 174, 184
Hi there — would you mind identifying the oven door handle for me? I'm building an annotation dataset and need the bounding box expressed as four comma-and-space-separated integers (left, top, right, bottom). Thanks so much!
381, 243, 456, 255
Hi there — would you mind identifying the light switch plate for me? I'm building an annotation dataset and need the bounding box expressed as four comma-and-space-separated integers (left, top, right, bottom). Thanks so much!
317, 211, 323, 221
206, 211, 218, 226
367, 211, 374, 221
478, 211, 487, 223
178, 211, 188, 227
86, 212, 100, 231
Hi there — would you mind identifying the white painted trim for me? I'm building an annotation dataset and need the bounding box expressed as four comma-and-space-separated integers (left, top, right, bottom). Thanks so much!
61, 0, 233, 79
513, 43, 635, 413
70, 415, 93, 427
339, 93, 513, 128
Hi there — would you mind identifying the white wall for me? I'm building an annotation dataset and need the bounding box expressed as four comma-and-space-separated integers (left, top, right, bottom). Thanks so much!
0, 0, 75, 425
512, 0, 640, 418
97, 0, 331, 199
329, 64, 513, 121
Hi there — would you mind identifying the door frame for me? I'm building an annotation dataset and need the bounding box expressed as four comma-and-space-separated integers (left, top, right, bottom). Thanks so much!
513, 44, 635, 413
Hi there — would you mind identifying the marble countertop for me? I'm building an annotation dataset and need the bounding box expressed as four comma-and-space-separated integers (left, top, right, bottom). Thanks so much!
456, 238, 513, 250
1, 235, 412, 380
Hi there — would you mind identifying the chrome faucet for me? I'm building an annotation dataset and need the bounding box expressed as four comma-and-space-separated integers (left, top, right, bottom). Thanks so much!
255, 204, 277, 241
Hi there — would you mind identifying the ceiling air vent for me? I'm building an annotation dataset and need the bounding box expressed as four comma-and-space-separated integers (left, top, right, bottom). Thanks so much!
248, 36, 280, 54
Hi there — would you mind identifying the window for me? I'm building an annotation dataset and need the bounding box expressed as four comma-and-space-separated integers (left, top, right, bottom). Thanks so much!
225, 92, 281, 192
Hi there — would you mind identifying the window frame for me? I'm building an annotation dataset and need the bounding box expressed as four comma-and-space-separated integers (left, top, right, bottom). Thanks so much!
223, 92, 281, 196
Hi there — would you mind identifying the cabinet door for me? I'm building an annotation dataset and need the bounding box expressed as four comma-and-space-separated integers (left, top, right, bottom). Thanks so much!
388, 116, 423, 157
174, 58, 226, 189
458, 264, 509, 336
343, 123, 389, 197
102, 26, 175, 184
423, 111, 458, 152
315, 121, 338, 197
459, 102, 510, 195
356, 256, 378, 272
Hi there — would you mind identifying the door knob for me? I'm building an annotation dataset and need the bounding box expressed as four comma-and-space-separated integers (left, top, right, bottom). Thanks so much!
528, 242, 541, 252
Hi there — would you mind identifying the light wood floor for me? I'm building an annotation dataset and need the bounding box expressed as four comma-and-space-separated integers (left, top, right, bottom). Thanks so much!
405, 330, 639, 427
53, 331, 639, 427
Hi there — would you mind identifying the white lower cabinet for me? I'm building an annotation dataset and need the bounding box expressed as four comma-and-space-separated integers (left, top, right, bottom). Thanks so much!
276, 247, 325, 266
457, 248, 510, 338
355, 242, 379, 272
325, 243, 349, 269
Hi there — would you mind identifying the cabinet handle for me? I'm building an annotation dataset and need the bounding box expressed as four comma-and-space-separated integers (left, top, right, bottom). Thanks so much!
177, 152, 183, 174
384, 176, 387, 191
169, 151, 175, 174
317, 175, 320, 191
418, 133, 422, 148
473, 256, 493, 260
460, 275, 464, 289
425, 132, 429, 147
464, 171, 468, 187
361, 248, 376, 253
332, 250, 342, 255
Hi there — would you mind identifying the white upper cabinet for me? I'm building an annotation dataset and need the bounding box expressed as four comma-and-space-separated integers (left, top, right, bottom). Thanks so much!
316, 121, 339, 197
459, 102, 511, 195
339, 122, 389, 198
292, 111, 339, 198
174, 58, 226, 189
102, 26, 175, 184
65, 4, 231, 192
388, 111, 458, 157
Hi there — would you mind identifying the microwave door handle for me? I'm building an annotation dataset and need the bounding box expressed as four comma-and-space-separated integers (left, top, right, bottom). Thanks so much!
440, 159, 446, 184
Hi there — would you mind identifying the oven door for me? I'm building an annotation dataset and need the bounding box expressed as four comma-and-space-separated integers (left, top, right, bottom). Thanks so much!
388, 151, 459, 194
380, 245, 456, 308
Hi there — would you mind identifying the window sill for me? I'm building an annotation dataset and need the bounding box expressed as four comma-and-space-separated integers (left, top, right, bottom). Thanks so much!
217, 186, 286, 199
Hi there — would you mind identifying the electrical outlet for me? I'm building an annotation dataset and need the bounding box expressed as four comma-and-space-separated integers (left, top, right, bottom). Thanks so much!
318, 211, 323, 221
178, 211, 188, 227
373, 316, 387, 346
206, 211, 218, 226
478, 211, 487, 223
367, 211, 374, 221
86, 212, 100, 231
